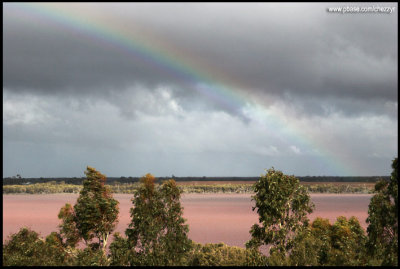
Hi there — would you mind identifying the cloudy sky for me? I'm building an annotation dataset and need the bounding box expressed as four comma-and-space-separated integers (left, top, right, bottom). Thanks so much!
3, 2, 398, 178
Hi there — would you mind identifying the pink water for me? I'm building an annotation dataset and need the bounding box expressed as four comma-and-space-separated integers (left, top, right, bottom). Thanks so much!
3, 193, 372, 248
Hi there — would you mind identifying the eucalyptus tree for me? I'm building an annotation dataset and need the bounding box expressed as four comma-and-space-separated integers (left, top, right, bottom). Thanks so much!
110, 174, 192, 266
246, 167, 314, 262
58, 166, 119, 254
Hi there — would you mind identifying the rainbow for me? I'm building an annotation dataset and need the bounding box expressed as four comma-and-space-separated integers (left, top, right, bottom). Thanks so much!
8, 3, 360, 176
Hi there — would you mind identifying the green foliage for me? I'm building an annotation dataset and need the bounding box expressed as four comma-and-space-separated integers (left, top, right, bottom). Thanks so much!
45, 231, 78, 265
288, 230, 319, 265
246, 167, 314, 258
58, 203, 80, 247
287, 216, 367, 266
2, 227, 75, 266
75, 247, 110, 266
185, 242, 267, 266
58, 166, 119, 253
308, 217, 332, 265
366, 157, 398, 266
112, 174, 192, 266
327, 216, 367, 266
108, 232, 132, 266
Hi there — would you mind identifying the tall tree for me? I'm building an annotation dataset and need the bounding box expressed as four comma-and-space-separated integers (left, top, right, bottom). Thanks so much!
366, 157, 398, 266
246, 167, 314, 261
58, 166, 119, 253
112, 174, 192, 266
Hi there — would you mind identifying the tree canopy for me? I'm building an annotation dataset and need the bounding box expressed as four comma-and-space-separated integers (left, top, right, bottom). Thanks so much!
58, 166, 119, 253
246, 167, 314, 259
110, 174, 192, 266
366, 157, 398, 266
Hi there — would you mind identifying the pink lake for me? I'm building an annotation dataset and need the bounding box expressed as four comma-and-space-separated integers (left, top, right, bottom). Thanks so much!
3, 193, 372, 248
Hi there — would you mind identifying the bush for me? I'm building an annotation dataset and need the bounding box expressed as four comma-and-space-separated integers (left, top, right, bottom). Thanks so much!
109, 232, 131, 266
75, 247, 109, 266
2, 227, 74, 266
288, 216, 367, 266
185, 242, 266, 266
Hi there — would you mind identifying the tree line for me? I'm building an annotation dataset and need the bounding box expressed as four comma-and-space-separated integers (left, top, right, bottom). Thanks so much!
3, 158, 397, 266
3, 175, 387, 186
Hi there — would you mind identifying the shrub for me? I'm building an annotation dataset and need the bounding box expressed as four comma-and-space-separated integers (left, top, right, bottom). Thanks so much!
3, 227, 74, 266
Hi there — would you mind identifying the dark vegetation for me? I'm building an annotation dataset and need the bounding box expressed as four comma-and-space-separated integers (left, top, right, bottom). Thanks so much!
2, 175, 387, 185
3, 158, 397, 266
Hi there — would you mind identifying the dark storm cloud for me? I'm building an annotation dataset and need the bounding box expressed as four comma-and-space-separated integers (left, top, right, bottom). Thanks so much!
111, 2, 397, 100
3, 14, 180, 95
3, 2, 398, 117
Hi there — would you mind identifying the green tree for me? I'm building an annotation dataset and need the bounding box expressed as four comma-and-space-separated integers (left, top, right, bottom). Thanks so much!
110, 174, 192, 266
246, 167, 314, 262
309, 217, 332, 265
58, 166, 119, 254
366, 157, 398, 266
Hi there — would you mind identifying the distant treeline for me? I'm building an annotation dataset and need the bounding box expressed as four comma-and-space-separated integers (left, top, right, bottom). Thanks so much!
2, 175, 388, 186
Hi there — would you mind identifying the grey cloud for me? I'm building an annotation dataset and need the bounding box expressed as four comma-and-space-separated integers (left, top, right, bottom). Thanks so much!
3, 3, 397, 119
117, 3, 397, 99
3, 22, 177, 95
3, 88, 397, 177
271, 92, 398, 119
